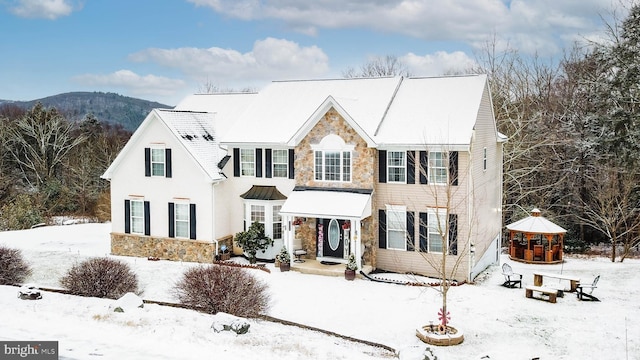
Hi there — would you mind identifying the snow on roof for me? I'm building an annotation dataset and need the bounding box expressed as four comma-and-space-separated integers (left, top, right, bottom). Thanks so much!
506, 209, 567, 234
220, 77, 402, 145
156, 109, 225, 181
374, 74, 488, 146
174, 93, 258, 138
280, 189, 372, 219
218, 75, 489, 147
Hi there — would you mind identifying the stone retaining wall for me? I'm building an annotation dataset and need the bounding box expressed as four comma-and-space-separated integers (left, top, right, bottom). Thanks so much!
111, 233, 216, 263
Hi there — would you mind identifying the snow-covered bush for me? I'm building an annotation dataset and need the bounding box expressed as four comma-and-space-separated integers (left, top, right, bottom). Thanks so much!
0, 245, 32, 285
60, 257, 138, 299
174, 265, 270, 318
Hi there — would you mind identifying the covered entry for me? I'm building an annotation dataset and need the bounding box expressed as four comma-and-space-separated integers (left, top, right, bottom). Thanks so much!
279, 187, 372, 270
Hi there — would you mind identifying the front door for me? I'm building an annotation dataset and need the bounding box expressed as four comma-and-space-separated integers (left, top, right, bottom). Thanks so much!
318, 218, 344, 258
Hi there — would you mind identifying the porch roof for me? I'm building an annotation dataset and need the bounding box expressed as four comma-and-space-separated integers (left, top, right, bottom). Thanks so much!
279, 188, 372, 220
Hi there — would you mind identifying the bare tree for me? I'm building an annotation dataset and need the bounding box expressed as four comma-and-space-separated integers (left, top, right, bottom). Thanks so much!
6, 103, 86, 214
577, 167, 640, 262
343, 55, 411, 78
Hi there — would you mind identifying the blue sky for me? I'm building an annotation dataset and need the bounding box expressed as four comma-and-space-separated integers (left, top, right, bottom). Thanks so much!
0, 0, 630, 106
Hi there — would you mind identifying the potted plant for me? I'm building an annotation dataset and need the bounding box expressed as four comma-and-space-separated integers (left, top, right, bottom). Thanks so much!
345, 253, 358, 280
218, 244, 230, 261
234, 222, 273, 264
276, 246, 291, 272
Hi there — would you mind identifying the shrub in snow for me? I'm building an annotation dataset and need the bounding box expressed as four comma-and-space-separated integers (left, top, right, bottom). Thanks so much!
18, 284, 42, 300
211, 313, 251, 335
60, 257, 138, 299
174, 265, 270, 318
0, 245, 32, 285
111, 292, 144, 313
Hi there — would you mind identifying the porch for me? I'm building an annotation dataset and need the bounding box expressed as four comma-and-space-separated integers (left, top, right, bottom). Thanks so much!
290, 259, 374, 277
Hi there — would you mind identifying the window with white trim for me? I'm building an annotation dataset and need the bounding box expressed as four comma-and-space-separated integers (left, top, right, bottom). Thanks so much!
428, 208, 447, 253
174, 203, 190, 238
130, 200, 145, 234
272, 150, 288, 178
387, 151, 406, 183
386, 205, 407, 250
243, 202, 284, 241
312, 134, 353, 182
240, 149, 255, 176
272, 205, 282, 240
429, 151, 447, 184
151, 148, 165, 176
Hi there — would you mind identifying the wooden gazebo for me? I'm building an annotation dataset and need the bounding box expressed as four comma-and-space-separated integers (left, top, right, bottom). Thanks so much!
506, 208, 566, 264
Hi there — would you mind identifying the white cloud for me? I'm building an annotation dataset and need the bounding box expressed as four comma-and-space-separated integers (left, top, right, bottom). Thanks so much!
8, 0, 79, 19
72, 70, 187, 98
129, 37, 330, 84
402, 51, 477, 76
186, 0, 623, 56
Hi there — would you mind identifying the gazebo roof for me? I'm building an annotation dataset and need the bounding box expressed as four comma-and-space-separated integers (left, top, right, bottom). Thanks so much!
506, 208, 567, 234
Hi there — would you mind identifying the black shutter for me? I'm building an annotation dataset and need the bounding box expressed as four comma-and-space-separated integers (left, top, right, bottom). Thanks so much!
265, 148, 272, 178
144, 148, 151, 177
255, 148, 262, 178
449, 214, 458, 255
379, 150, 387, 183
168, 203, 175, 238
407, 151, 415, 184
378, 209, 387, 249
190, 204, 197, 240
144, 201, 150, 236
165, 148, 172, 178
124, 200, 131, 234
233, 148, 240, 177
419, 212, 428, 252
406, 211, 415, 251
288, 149, 295, 179
449, 151, 458, 186
419, 151, 428, 184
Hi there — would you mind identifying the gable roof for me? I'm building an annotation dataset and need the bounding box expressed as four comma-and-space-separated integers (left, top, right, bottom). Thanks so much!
220, 77, 402, 146
375, 75, 488, 147
102, 109, 225, 182
219, 74, 491, 148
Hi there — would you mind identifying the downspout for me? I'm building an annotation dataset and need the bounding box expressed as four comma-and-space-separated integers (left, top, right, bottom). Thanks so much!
212, 181, 219, 259
467, 147, 473, 283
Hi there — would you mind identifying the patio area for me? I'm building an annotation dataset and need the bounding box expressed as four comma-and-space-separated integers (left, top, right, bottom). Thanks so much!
290, 259, 374, 277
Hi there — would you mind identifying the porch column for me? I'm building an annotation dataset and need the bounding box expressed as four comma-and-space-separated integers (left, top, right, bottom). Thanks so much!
285, 216, 295, 261
354, 219, 362, 270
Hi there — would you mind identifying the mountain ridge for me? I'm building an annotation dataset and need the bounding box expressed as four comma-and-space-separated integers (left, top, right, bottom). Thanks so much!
0, 91, 172, 132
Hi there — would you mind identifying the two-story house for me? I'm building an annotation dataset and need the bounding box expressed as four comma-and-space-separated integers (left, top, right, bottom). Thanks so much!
102, 74, 505, 282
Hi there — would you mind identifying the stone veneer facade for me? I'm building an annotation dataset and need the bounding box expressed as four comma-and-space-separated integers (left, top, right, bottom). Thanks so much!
293, 108, 378, 266
111, 233, 217, 263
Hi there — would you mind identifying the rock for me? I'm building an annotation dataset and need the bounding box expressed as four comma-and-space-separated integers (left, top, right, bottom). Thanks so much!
211, 312, 250, 335
18, 284, 42, 300
110, 292, 144, 312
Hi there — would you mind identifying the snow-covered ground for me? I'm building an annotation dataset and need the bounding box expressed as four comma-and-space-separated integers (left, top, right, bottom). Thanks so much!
1, 223, 638, 360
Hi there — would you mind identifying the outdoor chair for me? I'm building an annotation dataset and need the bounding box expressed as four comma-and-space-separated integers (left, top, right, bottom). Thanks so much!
577, 275, 600, 301
501, 263, 522, 288
293, 249, 307, 263
533, 245, 544, 261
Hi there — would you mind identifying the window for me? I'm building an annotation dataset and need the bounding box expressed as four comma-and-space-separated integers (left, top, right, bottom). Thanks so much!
130, 200, 144, 234
272, 150, 288, 178
429, 151, 448, 184
314, 151, 351, 182
428, 209, 447, 253
312, 134, 353, 182
387, 151, 406, 183
243, 202, 284, 241
151, 148, 165, 176
240, 149, 255, 176
483, 147, 487, 171
387, 206, 407, 250
272, 205, 282, 240
174, 203, 190, 238
251, 204, 265, 223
